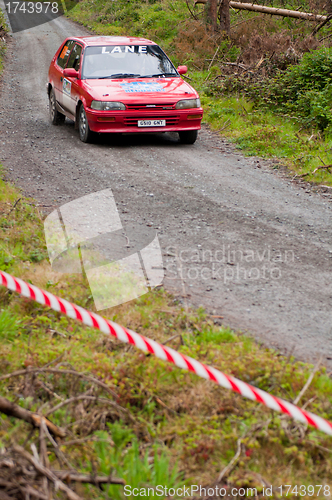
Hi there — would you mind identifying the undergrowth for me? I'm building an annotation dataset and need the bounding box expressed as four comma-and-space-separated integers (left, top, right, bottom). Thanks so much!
1, 175, 332, 497
0, 9, 8, 75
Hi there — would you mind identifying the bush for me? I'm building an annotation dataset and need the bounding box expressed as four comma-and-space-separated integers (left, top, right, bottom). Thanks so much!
249, 47, 332, 130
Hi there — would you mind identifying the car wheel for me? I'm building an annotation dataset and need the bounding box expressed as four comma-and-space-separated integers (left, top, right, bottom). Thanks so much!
49, 88, 65, 125
179, 130, 198, 144
78, 104, 93, 143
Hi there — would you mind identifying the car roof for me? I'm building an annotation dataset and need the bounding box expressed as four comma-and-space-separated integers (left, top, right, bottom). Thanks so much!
70, 36, 156, 46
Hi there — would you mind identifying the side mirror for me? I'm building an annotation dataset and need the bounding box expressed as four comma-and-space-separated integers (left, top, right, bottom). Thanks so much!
63, 68, 79, 78
177, 65, 188, 75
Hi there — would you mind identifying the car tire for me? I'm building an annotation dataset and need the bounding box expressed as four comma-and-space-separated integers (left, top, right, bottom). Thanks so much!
179, 130, 198, 144
78, 104, 93, 143
49, 88, 65, 125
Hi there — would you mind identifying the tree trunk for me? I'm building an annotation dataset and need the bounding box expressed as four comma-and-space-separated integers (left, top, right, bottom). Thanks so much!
207, 0, 218, 31
219, 0, 230, 34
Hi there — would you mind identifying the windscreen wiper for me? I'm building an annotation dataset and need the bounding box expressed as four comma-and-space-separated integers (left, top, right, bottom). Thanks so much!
98, 73, 140, 79
139, 73, 177, 78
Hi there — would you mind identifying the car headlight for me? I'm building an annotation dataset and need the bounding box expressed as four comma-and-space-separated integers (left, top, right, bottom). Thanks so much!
175, 98, 201, 110
91, 101, 126, 111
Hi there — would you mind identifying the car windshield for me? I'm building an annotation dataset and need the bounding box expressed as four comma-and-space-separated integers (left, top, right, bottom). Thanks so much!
81, 44, 178, 79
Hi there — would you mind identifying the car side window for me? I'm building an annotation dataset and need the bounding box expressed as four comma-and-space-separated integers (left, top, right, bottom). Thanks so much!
66, 44, 83, 71
57, 40, 75, 69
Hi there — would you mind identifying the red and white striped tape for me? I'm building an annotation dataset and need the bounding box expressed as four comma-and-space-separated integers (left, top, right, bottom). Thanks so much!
1, 269, 332, 436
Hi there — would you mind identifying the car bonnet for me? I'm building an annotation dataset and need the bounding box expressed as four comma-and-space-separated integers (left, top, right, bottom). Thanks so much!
83, 77, 198, 102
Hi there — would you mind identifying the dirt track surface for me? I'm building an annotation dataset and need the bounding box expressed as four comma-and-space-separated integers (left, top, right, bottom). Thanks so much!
1, 14, 332, 366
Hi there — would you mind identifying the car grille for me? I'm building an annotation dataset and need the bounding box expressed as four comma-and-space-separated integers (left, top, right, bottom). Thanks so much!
126, 103, 175, 111
124, 116, 180, 127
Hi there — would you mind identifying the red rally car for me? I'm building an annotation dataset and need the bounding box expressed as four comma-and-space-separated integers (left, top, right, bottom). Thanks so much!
47, 36, 203, 144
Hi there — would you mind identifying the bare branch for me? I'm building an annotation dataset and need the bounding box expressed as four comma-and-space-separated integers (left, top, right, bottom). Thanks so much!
312, 13, 332, 35
44, 395, 134, 421
12, 446, 83, 500
0, 396, 66, 438
0, 368, 117, 398
52, 471, 125, 486
217, 438, 242, 483
293, 357, 322, 406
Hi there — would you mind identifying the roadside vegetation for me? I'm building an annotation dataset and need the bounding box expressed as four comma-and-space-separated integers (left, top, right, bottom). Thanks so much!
67, 0, 332, 186
1, 178, 332, 496
0, 9, 8, 75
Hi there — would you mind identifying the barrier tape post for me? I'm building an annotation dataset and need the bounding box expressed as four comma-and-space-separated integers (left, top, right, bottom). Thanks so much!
0, 270, 332, 437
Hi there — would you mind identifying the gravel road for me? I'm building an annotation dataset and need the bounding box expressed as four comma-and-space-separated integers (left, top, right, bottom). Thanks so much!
1, 13, 332, 366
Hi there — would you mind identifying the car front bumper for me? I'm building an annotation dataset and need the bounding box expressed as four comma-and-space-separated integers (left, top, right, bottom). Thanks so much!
85, 108, 203, 133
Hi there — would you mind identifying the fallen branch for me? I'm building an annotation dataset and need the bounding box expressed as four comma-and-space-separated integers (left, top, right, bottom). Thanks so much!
41, 419, 73, 469
38, 421, 50, 497
44, 395, 127, 418
0, 396, 66, 438
216, 118, 231, 132
195, 1, 327, 22
305, 440, 332, 454
230, 13, 265, 28
7, 198, 22, 216
220, 61, 247, 70
1, 467, 125, 488
0, 367, 117, 398
0, 481, 48, 500
217, 438, 242, 482
155, 397, 178, 414
312, 13, 332, 35
162, 333, 182, 345
12, 446, 83, 500
312, 165, 332, 175
293, 357, 322, 406
52, 471, 125, 486
208, 46, 220, 71
59, 436, 102, 447
22, 484, 49, 499
301, 165, 332, 177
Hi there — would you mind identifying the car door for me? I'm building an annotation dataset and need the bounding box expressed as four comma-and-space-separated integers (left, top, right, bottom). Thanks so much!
62, 43, 83, 116
54, 40, 75, 106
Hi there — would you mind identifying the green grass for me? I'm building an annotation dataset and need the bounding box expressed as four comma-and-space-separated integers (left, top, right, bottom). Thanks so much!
1, 173, 332, 497
0, 9, 8, 75
93, 425, 183, 499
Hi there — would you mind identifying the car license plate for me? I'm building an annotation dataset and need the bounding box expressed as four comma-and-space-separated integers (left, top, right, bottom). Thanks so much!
138, 119, 166, 127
